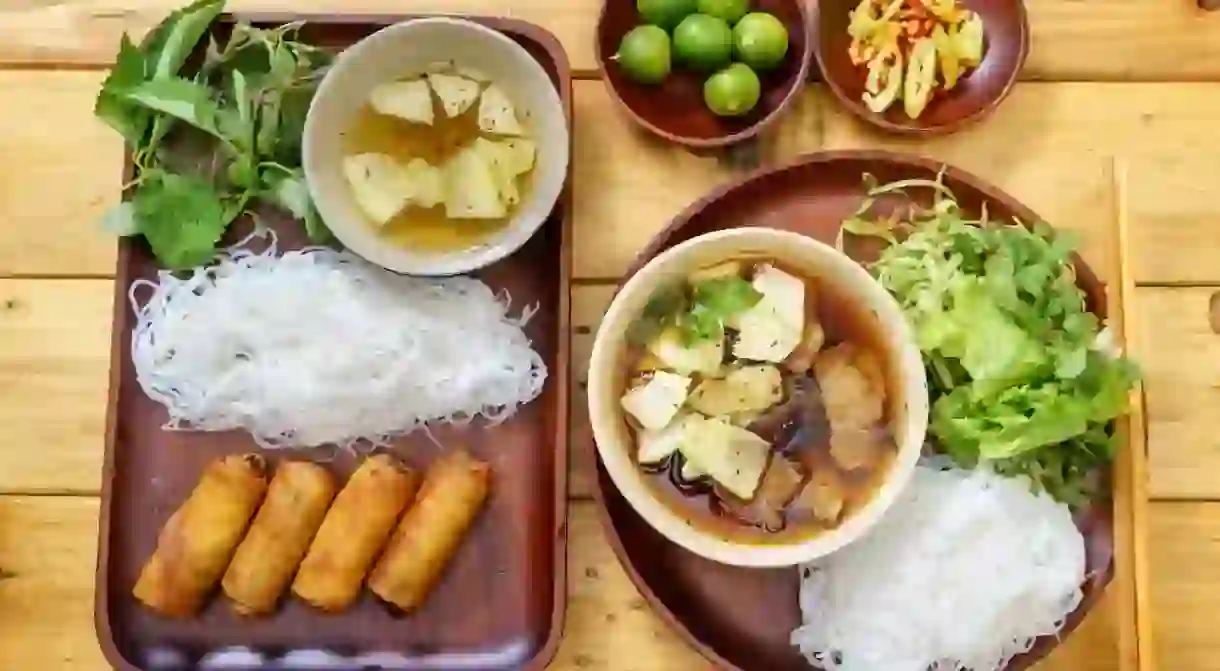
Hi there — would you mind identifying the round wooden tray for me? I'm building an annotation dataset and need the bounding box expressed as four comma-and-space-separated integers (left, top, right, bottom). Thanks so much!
591, 150, 1115, 671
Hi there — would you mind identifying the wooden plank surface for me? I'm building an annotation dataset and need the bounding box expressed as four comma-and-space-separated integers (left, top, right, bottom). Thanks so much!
1127, 153, 1220, 285
9, 495, 1217, 671
1135, 287, 1220, 499
0, 281, 111, 494
2, 0, 1220, 80
0, 71, 118, 278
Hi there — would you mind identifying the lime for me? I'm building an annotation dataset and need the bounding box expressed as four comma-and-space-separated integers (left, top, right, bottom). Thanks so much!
703, 62, 761, 116
697, 0, 750, 24
733, 12, 789, 71
637, 0, 697, 30
613, 25, 672, 85
672, 14, 734, 72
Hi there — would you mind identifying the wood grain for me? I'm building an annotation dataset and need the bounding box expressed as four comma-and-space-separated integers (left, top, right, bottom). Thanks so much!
1148, 502, 1220, 671
2, 0, 1220, 80
0, 496, 107, 671
1134, 287, 1220, 500
0, 280, 111, 494
1126, 153, 1220, 285
0, 71, 119, 278
12, 495, 1216, 671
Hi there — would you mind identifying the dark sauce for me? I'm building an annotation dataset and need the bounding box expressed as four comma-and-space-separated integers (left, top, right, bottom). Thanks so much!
628, 259, 902, 545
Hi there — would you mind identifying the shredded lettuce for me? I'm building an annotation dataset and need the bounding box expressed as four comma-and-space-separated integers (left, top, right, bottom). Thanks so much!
843, 174, 1139, 506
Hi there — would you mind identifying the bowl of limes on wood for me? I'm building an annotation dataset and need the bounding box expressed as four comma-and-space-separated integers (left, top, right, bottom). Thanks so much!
597, 0, 811, 149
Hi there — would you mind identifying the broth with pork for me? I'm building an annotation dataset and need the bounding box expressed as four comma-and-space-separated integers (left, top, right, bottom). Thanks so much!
620, 258, 898, 543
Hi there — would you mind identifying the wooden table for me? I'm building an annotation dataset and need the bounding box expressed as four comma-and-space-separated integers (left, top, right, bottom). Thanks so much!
3, 0, 1220, 669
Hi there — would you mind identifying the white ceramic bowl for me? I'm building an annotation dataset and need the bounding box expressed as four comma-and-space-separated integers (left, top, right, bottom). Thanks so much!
303, 18, 569, 276
588, 227, 929, 567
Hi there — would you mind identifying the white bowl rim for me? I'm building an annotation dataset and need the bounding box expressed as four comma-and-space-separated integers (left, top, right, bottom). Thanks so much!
588, 227, 930, 567
302, 16, 570, 277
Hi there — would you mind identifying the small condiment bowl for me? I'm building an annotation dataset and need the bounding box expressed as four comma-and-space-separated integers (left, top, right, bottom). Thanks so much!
815, 0, 1029, 135
587, 227, 929, 567
303, 17, 570, 276
595, 0, 812, 149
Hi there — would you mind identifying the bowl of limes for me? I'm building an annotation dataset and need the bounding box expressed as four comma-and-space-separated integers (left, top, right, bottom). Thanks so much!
597, 0, 811, 149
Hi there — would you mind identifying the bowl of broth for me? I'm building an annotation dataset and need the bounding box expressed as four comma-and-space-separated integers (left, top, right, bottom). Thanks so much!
303, 17, 569, 276
587, 227, 929, 567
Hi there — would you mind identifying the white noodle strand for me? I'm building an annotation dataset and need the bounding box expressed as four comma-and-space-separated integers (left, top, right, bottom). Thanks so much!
791, 466, 1086, 671
129, 242, 547, 449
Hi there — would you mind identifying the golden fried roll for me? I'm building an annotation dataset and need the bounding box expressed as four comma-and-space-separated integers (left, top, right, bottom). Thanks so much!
291, 454, 419, 612
221, 461, 337, 616
369, 450, 491, 612
133, 454, 268, 617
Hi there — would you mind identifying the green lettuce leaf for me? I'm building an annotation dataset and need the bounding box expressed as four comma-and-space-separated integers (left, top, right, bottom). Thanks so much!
846, 176, 1140, 505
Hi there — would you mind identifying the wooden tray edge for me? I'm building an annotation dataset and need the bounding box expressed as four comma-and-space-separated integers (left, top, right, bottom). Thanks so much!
1109, 157, 1156, 671
93, 13, 575, 671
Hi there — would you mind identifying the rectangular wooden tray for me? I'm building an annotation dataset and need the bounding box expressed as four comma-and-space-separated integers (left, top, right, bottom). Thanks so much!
95, 13, 572, 671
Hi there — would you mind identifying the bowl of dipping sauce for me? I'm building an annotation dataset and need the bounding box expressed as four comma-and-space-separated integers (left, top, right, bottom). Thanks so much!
587, 227, 928, 567
304, 17, 570, 276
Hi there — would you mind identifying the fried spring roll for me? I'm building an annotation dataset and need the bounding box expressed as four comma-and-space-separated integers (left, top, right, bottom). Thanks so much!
221, 461, 338, 616
291, 454, 420, 612
369, 449, 491, 612
133, 454, 269, 617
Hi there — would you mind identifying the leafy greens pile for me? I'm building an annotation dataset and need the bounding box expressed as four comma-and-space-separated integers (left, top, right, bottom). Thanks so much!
95, 0, 332, 269
842, 175, 1139, 506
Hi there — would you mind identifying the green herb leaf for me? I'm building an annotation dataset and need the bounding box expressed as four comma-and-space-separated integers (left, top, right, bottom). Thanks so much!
100, 201, 139, 236
232, 70, 253, 129
133, 171, 236, 269
122, 76, 228, 140
261, 169, 331, 243
271, 87, 314, 166
95, 2, 331, 265
692, 276, 763, 319
94, 34, 150, 146
682, 302, 726, 344
854, 173, 1140, 506
268, 42, 298, 85
627, 285, 687, 347
255, 90, 282, 158
142, 0, 226, 81
679, 276, 762, 344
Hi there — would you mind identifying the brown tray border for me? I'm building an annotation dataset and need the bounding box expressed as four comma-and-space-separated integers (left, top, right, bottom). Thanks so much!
590, 149, 1136, 671
94, 13, 572, 671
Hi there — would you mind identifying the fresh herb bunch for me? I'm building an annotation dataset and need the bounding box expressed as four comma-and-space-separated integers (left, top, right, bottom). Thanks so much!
628, 276, 763, 347
842, 173, 1139, 506
95, 0, 333, 269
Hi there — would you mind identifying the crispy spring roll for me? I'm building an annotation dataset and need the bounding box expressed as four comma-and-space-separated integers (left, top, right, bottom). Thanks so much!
369, 449, 491, 612
221, 461, 338, 616
133, 454, 269, 617
291, 454, 420, 612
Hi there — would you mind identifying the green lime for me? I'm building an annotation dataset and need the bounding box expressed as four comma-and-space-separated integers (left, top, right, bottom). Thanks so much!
672, 14, 734, 72
637, 0, 697, 30
697, 0, 750, 24
613, 25, 672, 85
703, 62, 761, 116
733, 12, 789, 71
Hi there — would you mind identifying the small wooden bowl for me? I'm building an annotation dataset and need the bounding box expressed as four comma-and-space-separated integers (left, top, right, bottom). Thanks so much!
814, 0, 1029, 135
596, 0, 812, 149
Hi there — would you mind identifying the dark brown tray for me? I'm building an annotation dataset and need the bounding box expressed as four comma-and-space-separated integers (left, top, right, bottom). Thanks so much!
592, 151, 1115, 671
96, 14, 571, 671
